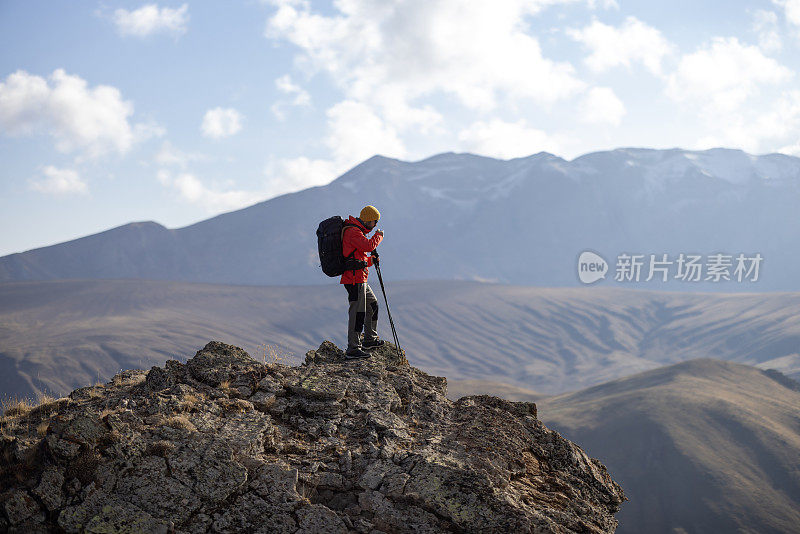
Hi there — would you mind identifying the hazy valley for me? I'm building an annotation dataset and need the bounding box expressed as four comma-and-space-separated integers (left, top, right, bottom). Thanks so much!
2, 278, 800, 400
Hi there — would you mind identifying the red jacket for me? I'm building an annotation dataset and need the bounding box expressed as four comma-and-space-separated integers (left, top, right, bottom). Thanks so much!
340, 216, 383, 284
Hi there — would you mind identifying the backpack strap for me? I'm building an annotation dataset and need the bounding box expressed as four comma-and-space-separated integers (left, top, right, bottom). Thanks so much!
341, 223, 367, 274
341, 223, 357, 259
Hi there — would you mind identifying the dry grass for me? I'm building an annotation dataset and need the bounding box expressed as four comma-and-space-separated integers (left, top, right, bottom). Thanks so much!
178, 392, 205, 413
1, 392, 69, 441
98, 407, 121, 421
253, 343, 293, 365
36, 421, 49, 437
1, 418, 19, 436
163, 415, 197, 432
36, 393, 56, 406
87, 386, 105, 399
296, 480, 317, 505
29, 395, 64, 418
1, 397, 34, 418
111, 371, 146, 388
3, 392, 65, 418
222, 398, 252, 414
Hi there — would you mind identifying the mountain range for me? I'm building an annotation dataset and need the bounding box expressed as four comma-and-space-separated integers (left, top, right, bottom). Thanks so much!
538, 358, 800, 534
2, 148, 799, 290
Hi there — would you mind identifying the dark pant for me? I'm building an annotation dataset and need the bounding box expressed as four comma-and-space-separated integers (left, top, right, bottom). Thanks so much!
344, 283, 378, 350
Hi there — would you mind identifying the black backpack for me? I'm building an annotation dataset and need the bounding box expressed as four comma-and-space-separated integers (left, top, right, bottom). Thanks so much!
316, 216, 368, 277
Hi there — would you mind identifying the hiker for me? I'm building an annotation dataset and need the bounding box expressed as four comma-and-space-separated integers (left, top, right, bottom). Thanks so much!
341, 205, 384, 359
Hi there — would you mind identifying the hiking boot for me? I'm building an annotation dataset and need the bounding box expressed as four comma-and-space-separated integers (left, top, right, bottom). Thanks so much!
362, 338, 385, 349
344, 347, 371, 360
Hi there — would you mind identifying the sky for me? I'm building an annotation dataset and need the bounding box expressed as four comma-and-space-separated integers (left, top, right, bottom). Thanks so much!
2, 0, 800, 256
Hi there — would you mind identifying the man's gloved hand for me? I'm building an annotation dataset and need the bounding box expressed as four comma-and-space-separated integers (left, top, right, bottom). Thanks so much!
371, 249, 379, 266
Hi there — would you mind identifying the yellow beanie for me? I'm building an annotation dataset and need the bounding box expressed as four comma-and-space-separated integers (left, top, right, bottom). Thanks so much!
360, 205, 381, 222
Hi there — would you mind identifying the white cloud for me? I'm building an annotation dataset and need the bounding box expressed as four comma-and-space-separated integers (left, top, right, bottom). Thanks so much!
695, 90, 800, 153
774, 0, 800, 27
779, 142, 800, 155
0, 69, 153, 158
325, 100, 406, 164
264, 99, 406, 198
580, 87, 626, 125
201, 107, 243, 139
132, 121, 166, 147
664, 38, 798, 154
587, 0, 619, 8
263, 0, 591, 184
155, 141, 205, 169
457, 119, 563, 159
30, 166, 88, 195
271, 74, 311, 120
260, 96, 411, 200
666, 37, 792, 113
156, 168, 173, 186
157, 169, 264, 211
265, 0, 585, 122
113, 4, 188, 38
753, 10, 782, 52
568, 16, 674, 75
275, 75, 310, 105
263, 156, 339, 196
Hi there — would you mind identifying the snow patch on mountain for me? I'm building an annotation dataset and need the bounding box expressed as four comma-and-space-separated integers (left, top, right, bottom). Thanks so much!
753, 154, 800, 185
684, 149, 756, 184
405, 167, 463, 182
419, 185, 478, 208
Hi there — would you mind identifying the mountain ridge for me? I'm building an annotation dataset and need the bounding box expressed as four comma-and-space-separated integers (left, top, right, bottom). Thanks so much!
3, 147, 800, 290
538, 357, 800, 534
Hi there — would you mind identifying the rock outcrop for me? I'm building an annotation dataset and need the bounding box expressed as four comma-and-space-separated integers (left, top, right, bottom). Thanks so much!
0, 341, 625, 533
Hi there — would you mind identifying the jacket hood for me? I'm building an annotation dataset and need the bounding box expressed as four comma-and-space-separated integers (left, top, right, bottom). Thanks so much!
346, 215, 369, 233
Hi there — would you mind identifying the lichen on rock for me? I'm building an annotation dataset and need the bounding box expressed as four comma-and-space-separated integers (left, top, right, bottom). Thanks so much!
0, 340, 625, 533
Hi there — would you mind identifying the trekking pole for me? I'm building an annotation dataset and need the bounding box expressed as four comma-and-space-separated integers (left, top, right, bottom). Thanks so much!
372, 253, 403, 360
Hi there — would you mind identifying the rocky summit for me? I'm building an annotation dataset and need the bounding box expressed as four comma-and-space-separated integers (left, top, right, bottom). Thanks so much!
0, 341, 625, 533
